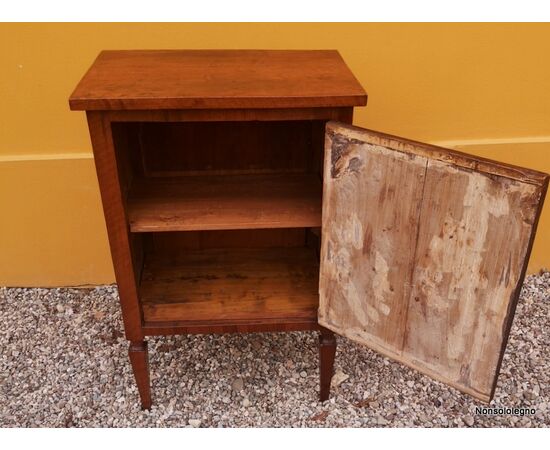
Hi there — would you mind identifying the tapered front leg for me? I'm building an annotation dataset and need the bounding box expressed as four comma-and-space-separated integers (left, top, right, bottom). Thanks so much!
129, 340, 152, 409
319, 328, 337, 401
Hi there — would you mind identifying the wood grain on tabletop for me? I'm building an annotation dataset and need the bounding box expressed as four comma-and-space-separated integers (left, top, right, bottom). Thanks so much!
69, 50, 367, 110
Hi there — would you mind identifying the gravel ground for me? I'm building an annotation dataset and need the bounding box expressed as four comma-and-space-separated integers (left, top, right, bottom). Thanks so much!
1, 272, 549, 427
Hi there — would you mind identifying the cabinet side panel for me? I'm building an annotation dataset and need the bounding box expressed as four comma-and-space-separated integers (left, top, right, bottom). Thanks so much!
403, 160, 542, 399
319, 131, 428, 352
87, 112, 143, 340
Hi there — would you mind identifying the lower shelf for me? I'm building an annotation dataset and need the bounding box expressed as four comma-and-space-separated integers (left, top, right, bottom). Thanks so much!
139, 247, 320, 324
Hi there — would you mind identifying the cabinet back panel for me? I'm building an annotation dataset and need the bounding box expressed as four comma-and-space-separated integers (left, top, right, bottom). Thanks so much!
138, 121, 320, 176
150, 228, 307, 253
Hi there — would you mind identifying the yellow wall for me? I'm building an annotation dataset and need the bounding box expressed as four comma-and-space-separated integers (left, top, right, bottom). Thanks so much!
1, 23, 549, 286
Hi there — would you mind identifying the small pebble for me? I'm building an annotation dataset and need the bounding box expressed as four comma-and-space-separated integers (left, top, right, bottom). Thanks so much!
188, 419, 201, 428
376, 415, 389, 425
331, 370, 349, 387
231, 378, 244, 392
463, 415, 474, 426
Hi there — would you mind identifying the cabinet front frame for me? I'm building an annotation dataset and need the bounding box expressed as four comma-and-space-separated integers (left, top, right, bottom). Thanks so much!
87, 107, 354, 340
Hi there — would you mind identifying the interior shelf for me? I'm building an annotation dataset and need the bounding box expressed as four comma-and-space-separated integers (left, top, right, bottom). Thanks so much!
127, 173, 322, 232
139, 247, 320, 324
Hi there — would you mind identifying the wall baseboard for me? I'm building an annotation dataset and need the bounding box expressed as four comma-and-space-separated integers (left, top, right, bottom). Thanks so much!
0, 152, 93, 163
2, 136, 550, 164
432, 136, 550, 149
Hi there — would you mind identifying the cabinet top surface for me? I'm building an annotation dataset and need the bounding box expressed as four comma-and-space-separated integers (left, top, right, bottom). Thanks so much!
69, 50, 367, 111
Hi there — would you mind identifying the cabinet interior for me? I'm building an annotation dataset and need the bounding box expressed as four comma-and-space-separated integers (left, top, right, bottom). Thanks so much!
111, 120, 326, 325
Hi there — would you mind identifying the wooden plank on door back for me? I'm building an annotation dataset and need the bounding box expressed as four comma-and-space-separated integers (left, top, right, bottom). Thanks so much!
403, 158, 545, 401
319, 128, 429, 350
319, 122, 549, 402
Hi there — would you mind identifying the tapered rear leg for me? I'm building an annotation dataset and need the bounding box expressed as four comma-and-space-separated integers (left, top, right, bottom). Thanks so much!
319, 328, 337, 401
129, 340, 152, 409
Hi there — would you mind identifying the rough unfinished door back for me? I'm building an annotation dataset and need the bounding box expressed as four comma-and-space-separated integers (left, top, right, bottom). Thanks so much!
319, 122, 549, 403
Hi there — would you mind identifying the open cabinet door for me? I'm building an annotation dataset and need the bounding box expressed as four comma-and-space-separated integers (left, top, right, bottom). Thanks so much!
318, 121, 549, 402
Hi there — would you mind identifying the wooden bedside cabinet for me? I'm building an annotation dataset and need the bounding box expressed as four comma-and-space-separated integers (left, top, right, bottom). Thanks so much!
70, 50, 548, 409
